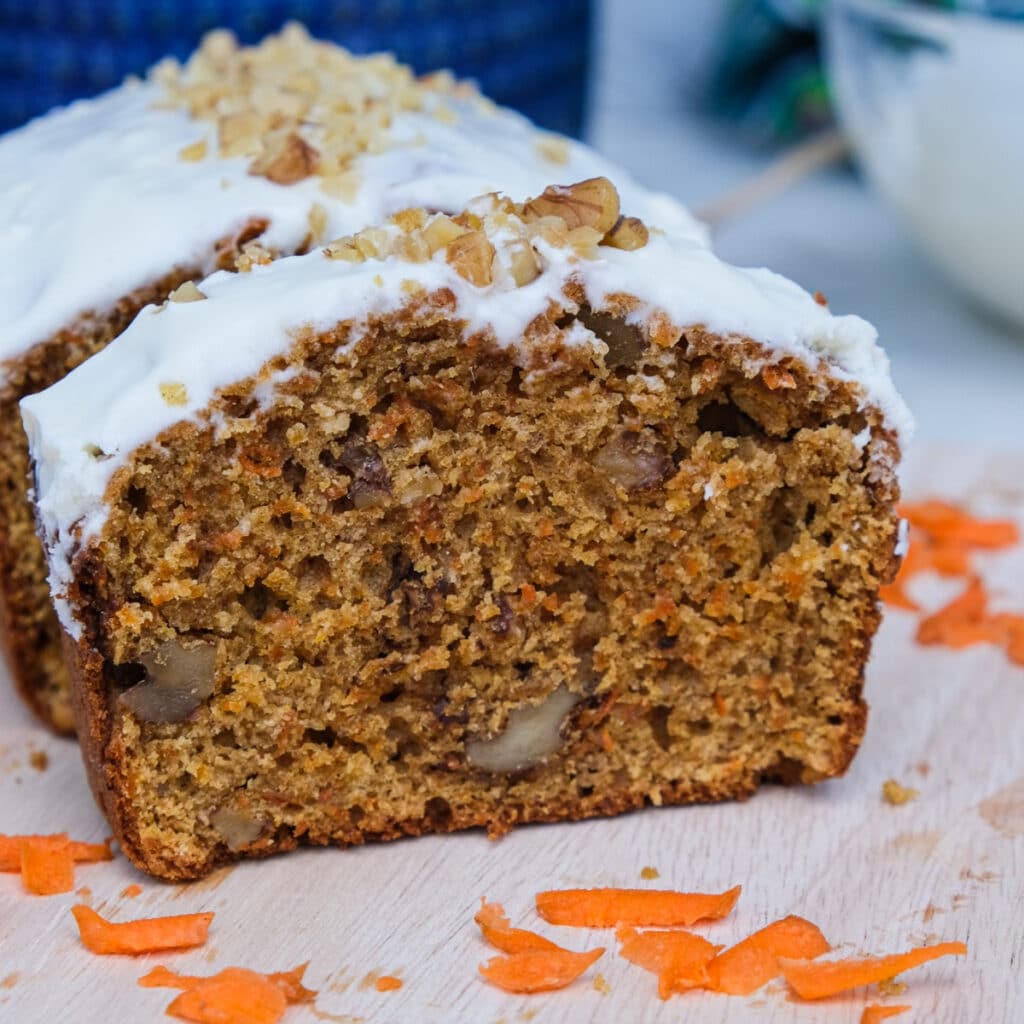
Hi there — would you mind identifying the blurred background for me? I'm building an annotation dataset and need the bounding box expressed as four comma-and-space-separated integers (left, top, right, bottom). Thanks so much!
2, 0, 1022, 449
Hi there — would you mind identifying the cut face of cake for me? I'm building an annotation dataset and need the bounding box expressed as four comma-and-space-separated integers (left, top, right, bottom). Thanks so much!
0, 26, 694, 733
23, 180, 911, 881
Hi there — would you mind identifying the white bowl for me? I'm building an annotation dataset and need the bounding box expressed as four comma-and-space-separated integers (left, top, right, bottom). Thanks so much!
825, 0, 1024, 330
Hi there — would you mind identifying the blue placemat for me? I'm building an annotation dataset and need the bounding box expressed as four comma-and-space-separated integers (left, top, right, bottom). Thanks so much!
0, 0, 592, 136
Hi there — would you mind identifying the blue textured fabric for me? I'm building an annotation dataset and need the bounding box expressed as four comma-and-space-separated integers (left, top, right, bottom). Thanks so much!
0, 0, 591, 135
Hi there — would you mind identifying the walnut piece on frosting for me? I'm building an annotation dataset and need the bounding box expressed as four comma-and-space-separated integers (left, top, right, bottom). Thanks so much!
153, 23, 489, 195
321, 177, 650, 289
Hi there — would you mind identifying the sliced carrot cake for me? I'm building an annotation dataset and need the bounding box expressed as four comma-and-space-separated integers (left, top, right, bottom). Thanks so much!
0, 25, 692, 732
22, 175, 911, 880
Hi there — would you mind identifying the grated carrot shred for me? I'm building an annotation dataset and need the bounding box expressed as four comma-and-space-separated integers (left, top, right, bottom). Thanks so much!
780, 941, 967, 1000
536, 886, 741, 928
614, 926, 722, 999
475, 899, 562, 954
861, 1005, 912, 1023
375, 976, 403, 992
72, 904, 213, 955
19, 834, 74, 895
704, 915, 830, 995
479, 947, 605, 994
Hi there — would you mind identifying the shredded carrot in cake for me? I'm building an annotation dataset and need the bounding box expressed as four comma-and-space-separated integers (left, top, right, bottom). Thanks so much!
72, 904, 213, 955
374, 976, 403, 992
704, 915, 830, 996
19, 835, 74, 895
535, 886, 741, 928
861, 1005, 912, 1023
475, 899, 562, 953
479, 948, 605, 994
780, 941, 967, 1000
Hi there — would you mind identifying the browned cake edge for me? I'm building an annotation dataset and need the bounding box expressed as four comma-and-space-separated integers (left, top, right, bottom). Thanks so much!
56, 308, 900, 881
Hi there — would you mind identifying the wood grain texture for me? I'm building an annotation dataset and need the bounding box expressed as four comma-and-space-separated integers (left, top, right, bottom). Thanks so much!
0, 444, 1021, 1022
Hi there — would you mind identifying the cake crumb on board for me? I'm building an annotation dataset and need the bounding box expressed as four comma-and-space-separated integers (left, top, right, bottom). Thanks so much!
883, 779, 920, 806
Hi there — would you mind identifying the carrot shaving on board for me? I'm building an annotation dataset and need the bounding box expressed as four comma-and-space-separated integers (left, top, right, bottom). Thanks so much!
0, 832, 111, 873
375, 976, 403, 992
479, 947, 605, 994
72, 904, 213, 955
19, 834, 74, 895
861, 1005, 912, 1023
140, 963, 315, 1003
615, 925, 721, 975
475, 900, 562, 954
121, 883, 143, 898
901, 500, 1019, 549
704, 915, 830, 995
166, 968, 287, 1024
780, 941, 967, 1000
535, 886, 741, 928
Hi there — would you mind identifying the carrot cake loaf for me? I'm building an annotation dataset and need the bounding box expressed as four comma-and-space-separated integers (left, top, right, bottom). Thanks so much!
0, 26, 692, 732
23, 175, 911, 880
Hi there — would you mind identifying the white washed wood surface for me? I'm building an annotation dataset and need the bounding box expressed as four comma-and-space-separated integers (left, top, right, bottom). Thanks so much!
1, 443, 1022, 1023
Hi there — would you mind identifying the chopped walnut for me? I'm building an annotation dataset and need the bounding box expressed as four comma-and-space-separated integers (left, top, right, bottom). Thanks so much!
466, 685, 579, 773
446, 230, 495, 287
210, 805, 265, 851
168, 281, 206, 303
524, 177, 621, 235
250, 131, 319, 185
535, 134, 570, 165
120, 640, 217, 723
604, 215, 649, 251
178, 138, 208, 162
594, 428, 672, 491
159, 382, 189, 406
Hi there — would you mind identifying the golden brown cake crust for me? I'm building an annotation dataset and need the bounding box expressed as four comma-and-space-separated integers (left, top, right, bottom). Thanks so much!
59, 294, 900, 881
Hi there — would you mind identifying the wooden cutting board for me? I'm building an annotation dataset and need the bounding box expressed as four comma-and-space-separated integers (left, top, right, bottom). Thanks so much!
1, 444, 1021, 1022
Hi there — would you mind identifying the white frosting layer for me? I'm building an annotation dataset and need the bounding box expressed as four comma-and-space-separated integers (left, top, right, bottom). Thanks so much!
24, 221, 912, 635
0, 79, 699, 371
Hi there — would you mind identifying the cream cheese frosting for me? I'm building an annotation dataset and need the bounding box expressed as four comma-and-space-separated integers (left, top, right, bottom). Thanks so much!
0, 30, 699, 373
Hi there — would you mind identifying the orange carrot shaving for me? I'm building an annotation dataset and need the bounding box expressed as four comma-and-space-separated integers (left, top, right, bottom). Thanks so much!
475, 899, 562, 954
19, 835, 74, 895
917, 578, 992, 649
121, 883, 143, 898
1007, 618, 1024, 666
375, 976, 403, 992
140, 964, 314, 1004
266, 964, 316, 1004
780, 941, 967, 1000
861, 1005, 912, 1023
901, 501, 1019, 549
72, 904, 213, 955
166, 968, 287, 1024
614, 927, 722, 999
0, 832, 111, 873
616, 926, 721, 976
704, 915, 830, 995
878, 581, 919, 612
69, 838, 114, 863
479, 948, 605, 994
536, 886, 741, 928
139, 966, 201, 990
